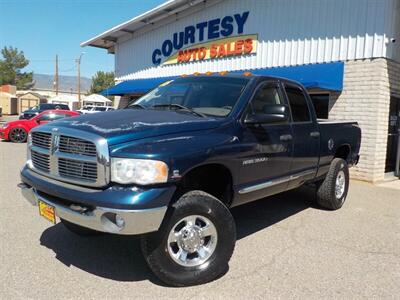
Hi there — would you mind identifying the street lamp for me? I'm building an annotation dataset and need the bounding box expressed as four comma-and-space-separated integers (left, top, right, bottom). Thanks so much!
76, 52, 85, 108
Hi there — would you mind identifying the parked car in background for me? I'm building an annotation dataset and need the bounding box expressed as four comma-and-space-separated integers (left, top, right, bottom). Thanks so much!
77, 106, 115, 114
1, 110, 79, 143
19, 103, 70, 120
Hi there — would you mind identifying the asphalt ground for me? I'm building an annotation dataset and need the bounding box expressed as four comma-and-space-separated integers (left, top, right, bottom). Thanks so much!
0, 141, 399, 299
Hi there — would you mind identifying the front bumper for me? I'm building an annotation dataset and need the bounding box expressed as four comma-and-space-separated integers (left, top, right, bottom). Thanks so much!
18, 182, 168, 235
0, 129, 6, 139
19, 165, 176, 235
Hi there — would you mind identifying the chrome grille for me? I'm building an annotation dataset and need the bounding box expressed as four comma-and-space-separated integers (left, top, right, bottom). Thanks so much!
31, 151, 50, 172
59, 136, 97, 157
31, 132, 51, 149
58, 158, 97, 182
28, 127, 110, 187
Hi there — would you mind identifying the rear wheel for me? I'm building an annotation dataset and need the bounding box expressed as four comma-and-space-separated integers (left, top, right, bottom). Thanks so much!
9, 128, 27, 143
316, 158, 349, 210
141, 190, 236, 287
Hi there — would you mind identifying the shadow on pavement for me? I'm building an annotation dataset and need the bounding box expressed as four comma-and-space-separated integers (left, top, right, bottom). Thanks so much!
39, 185, 316, 283
233, 185, 316, 240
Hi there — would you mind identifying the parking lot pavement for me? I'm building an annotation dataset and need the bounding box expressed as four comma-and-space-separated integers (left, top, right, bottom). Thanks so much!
1, 141, 399, 299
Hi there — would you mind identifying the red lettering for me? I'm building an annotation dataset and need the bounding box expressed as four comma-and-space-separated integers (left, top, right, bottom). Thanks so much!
198, 47, 207, 60
217, 44, 226, 57
210, 45, 218, 58
226, 42, 236, 56
244, 39, 253, 53
177, 50, 185, 63
234, 40, 244, 55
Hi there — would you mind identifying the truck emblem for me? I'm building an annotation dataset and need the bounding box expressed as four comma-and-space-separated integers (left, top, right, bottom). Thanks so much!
51, 134, 60, 154
242, 157, 268, 165
328, 139, 334, 150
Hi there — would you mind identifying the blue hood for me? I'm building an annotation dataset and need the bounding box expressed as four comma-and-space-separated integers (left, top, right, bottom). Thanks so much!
50, 109, 222, 146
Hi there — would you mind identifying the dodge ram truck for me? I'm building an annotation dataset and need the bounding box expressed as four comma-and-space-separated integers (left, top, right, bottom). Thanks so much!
19, 74, 361, 286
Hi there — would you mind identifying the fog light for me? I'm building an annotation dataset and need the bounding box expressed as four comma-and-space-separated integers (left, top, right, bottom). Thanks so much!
115, 214, 125, 228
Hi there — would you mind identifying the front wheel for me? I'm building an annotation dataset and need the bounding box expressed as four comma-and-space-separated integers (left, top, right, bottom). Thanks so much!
9, 127, 27, 143
141, 190, 236, 287
316, 158, 349, 210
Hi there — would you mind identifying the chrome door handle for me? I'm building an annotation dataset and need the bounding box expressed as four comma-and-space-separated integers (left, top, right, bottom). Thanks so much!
280, 134, 292, 141
310, 131, 320, 138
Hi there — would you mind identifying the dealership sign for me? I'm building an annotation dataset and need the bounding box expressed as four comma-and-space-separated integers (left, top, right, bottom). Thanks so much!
152, 11, 253, 65
162, 34, 257, 65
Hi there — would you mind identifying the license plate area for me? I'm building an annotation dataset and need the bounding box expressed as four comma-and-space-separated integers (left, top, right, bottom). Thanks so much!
38, 200, 56, 224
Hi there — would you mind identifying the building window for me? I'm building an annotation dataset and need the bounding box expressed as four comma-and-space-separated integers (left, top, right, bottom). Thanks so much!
309, 93, 330, 119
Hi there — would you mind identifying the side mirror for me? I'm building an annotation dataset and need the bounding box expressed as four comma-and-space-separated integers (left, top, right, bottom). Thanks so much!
244, 105, 289, 124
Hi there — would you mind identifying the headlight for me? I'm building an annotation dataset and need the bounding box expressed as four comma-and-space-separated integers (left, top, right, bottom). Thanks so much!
1, 123, 9, 129
111, 158, 168, 185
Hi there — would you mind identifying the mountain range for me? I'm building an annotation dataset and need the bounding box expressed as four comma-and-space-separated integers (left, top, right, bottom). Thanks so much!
33, 74, 92, 93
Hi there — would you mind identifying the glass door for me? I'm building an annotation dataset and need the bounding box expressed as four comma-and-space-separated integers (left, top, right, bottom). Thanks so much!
385, 96, 400, 177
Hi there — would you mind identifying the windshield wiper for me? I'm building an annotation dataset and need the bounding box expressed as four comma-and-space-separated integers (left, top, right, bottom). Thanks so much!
152, 104, 207, 118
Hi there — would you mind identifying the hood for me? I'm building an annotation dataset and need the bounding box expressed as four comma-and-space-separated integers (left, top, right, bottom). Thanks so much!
5, 119, 30, 127
47, 109, 223, 145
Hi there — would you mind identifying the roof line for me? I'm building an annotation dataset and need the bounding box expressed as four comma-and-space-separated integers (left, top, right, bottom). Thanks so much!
81, 0, 182, 47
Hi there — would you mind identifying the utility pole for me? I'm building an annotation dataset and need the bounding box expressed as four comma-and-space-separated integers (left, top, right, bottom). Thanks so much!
76, 53, 84, 108
54, 55, 59, 95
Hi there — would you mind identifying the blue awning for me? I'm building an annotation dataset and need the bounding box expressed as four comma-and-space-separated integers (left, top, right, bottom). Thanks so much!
101, 62, 344, 96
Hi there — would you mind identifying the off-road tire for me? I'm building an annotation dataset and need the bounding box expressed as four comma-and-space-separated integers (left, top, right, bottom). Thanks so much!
141, 190, 236, 287
61, 218, 102, 236
316, 158, 349, 210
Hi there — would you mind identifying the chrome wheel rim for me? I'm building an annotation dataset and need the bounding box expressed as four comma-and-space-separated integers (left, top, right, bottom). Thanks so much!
167, 215, 218, 267
10, 128, 27, 142
335, 170, 346, 199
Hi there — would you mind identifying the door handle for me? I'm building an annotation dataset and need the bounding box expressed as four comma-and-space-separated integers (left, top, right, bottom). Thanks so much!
280, 134, 293, 142
310, 131, 320, 138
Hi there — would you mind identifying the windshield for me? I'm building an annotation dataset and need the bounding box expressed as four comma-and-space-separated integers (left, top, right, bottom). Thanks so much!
94, 107, 107, 111
30, 105, 39, 111
130, 77, 249, 117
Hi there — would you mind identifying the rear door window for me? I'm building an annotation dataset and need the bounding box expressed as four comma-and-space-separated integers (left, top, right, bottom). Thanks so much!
285, 85, 311, 122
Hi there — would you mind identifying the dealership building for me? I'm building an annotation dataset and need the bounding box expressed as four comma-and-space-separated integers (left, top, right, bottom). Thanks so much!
82, 0, 400, 182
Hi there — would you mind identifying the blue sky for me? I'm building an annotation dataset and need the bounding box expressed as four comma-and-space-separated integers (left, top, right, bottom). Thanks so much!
0, 0, 164, 79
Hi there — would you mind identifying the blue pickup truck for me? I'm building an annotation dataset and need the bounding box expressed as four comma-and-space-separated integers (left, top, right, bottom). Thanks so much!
19, 74, 361, 286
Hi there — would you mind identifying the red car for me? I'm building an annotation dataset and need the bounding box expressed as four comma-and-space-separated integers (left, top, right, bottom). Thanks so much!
0, 110, 79, 143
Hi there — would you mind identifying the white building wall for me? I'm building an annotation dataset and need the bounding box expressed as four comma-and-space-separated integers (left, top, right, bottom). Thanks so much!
115, 0, 399, 81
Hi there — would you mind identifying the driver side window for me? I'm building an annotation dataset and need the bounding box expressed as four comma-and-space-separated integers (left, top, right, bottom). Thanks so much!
38, 112, 65, 122
249, 82, 285, 115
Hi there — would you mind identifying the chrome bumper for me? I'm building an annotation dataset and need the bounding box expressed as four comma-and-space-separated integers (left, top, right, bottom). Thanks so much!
18, 183, 167, 235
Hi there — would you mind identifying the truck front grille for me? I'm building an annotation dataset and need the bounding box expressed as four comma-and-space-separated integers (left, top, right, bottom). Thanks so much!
59, 136, 97, 157
31, 151, 50, 172
58, 158, 97, 182
31, 132, 52, 149
28, 127, 110, 187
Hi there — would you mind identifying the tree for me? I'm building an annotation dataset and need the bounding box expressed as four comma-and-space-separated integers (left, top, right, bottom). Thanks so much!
89, 71, 115, 94
0, 46, 34, 89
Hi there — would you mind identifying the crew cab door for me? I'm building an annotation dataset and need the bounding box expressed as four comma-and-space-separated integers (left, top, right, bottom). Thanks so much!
283, 83, 319, 188
236, 81, 293, 205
